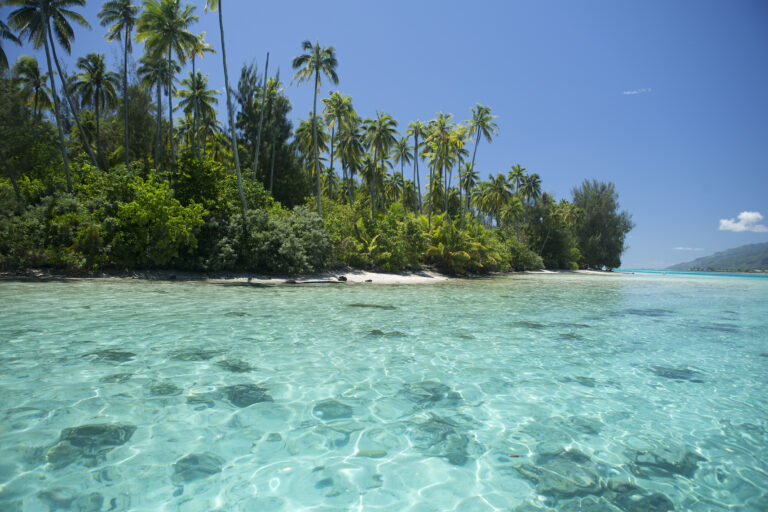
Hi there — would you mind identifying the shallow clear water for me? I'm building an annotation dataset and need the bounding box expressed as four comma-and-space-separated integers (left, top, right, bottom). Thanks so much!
1, 273, 767, 511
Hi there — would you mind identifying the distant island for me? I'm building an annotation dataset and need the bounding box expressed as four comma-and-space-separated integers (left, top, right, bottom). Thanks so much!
668, 242, 768, 272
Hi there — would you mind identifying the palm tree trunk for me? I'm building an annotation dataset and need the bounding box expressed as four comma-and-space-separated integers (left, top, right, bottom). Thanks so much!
371, 148, 377, 222
154, 81, 161, 173
414, 133, 421, 215
252, 52, 269, 181
328, 125, 334, 200
268, 101, 277, 194
312, 69, 321, 216
40, 11, 72, 193
167, 47, 176, 170
123, 27, 129, 168
218, 2, 247, 215
95, 94, 101, 168
47, 22, 98, 171
428, 163, 433, 230
469, 130, 480, 179
192, 55, 200, 161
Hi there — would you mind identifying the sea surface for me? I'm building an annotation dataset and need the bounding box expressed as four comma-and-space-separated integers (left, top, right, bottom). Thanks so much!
0, 273, 767, 511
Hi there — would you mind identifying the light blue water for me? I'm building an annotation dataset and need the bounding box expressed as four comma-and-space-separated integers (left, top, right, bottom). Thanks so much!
0, 273, 767, 511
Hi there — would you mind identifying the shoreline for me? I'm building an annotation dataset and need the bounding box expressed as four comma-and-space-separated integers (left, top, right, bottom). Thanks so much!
0, 268, 618, 285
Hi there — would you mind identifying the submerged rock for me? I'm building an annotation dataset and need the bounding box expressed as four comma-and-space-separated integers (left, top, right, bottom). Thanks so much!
149, 381, 182, 396
172, 452, 224, 483
367, 329, 406, 337
223, 384, 272, 407
60, 424, 136, 454
224, 311, 250, 317
409, 414, 475, 466
84, 349, 135, 363
624, 308, 672, 317
216, 359, 255, 372
650, 366, 703, 383
37, 488, 103, 511
312, 400, 353, 421
630, 448, 705, 478
186, 393, 216, 410
347, 303, 396, 310
169, 349, 221, 361
99, 373, 133, 383
514, 448, 602, 499
513, 320, 547, 329
400, 381, 461, 408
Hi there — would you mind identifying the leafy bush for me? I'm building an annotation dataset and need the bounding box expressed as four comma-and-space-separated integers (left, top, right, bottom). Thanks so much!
112, 178, 206, 267
213, 206, 329, 274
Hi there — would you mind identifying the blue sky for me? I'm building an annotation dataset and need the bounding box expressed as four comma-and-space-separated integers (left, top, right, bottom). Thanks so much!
3, 0, 767, 268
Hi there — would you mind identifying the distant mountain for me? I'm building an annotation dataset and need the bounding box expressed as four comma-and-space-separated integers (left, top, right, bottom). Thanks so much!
668, 242, 768, 271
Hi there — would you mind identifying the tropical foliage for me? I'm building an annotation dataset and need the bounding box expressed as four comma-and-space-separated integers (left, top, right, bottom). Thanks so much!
0, 3, 632, 274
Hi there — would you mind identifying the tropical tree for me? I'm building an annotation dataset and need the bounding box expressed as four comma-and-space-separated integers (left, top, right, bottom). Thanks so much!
338, 113, 363, 204
137, 0, 198, 171
138, 53, 178, 169
12, 55, 52, 117
520, 172, 542, 205
72, 52, 119, 168
177, 72, 217, 122
98, 0, 139, 167
204, 0, 247, 213
390, 136, 412, 204
251, 52, 269, 181
363, 111, 398, 221
292, 40, 339, 217
458, 162, 478, 212
1, 20, 21, 70
572, 180, 634, 269
7, 0, 94, 190
406, 120, 426, 214
424, 113, 453, 227
186, 31, 213, 160
322, 91, 352, 200
486, 173, 512, 226
508, 164, 526, 194
468, 103, 498, 180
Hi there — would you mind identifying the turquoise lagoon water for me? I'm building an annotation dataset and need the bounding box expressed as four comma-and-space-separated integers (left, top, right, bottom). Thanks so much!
0, 273, 767, 511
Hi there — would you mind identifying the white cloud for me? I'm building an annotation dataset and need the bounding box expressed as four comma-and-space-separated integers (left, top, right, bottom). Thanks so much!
623, 88, 651, 95
673, 247, 705, 251
718, 211, 768, 233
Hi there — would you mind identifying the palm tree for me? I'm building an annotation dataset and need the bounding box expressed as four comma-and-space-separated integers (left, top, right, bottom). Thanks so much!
1, 20, 21, 70
520, 172, 542, 205
176, 71, 218, 140
12, 55, 52, 118
338, 113, 363, 205
487, 173, 512, 226
138, 54, 178, 170
204, 0, 246, 214
295, 112, 328, 181
424, 113, 453, 228
322, 91, 352, 201
251, 52, 269, 181
406, 120, 426, 214
390, 136, 412, 204
363, 111, 398, 221
468, 103, 498, 182
448, 124, 469, 214
458, 162, 478, 213
264, 69, 284, 194
138, 0, 198, 171
98, 0, 139, 168
72, 53, 119, 169
292, 40, 339, 217
186, 32, 213, 160
7, 0, 93, 190
508, 164, 526, 195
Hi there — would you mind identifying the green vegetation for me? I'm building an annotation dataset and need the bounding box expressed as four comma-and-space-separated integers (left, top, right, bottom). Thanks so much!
0, 0, 632, 275
668, 242, 768, 272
